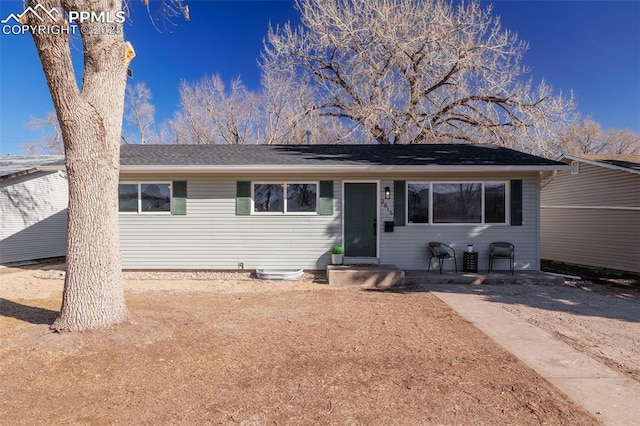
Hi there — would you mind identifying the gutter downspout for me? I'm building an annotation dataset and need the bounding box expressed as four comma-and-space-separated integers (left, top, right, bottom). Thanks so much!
540, 170, 558, 189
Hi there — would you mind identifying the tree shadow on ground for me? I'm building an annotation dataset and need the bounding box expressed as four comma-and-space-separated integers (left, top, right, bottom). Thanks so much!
367, 280, 640, 324
0, 298, 58, 325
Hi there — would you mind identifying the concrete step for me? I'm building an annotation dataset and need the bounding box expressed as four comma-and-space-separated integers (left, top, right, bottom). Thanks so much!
327, 264, 404, 288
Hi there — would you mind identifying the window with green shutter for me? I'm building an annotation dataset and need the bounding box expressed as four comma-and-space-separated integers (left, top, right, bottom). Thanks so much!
118, 182, 172, 214
399, 181, 510, 224
394, 180, 406, 226
319, 181, 333, 215
172, 181, 187, 215
510, 179, 523, 226
236, 181, 251, 216
237, 180, 331, 215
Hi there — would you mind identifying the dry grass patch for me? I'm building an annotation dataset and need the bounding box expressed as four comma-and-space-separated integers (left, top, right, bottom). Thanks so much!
0, 285, 597, 425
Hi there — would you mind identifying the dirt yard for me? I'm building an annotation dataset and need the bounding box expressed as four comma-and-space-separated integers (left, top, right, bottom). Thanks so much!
450, 280, 640, 383
2, 263, 636, 425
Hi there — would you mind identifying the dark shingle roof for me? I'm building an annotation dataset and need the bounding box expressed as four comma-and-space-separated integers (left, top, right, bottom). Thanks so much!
120, 144, 563, 168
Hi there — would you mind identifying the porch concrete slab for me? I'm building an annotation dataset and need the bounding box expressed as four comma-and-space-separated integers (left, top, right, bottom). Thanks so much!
403, 270, 563, 286
428, 285, 640, 426
327, 264, 404, 288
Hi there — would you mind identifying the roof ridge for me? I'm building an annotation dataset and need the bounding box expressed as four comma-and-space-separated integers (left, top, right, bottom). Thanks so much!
118, 143, 565, 168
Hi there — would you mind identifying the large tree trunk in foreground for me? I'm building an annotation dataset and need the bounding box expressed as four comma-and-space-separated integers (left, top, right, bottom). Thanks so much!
56, 118, 129, 331
27, 0, 130, 331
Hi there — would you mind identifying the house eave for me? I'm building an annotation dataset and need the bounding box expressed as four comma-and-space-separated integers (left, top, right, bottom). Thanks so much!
0, 167, 39, 181
34, 164, 66, 173
115, 164, 568, 175
561, 154, 640, 175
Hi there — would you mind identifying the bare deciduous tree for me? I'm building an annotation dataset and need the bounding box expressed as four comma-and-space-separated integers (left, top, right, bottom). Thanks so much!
125, 81, 157, 144
21, 111, 64, 155
24, 0, 186, 331
557, 119, 607, 154
258, 65, 313, 144
24, 82, 158, 152
557, 119, 640, 155
601, 128, 640, 155
263, 0, 576, 151
171, 75, 257, 144
24, 87, 157, 152
258, 65, 353, 144
170, 71, 353, 145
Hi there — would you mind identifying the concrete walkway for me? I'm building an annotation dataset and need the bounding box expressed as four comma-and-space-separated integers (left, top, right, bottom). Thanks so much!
427, 284, 640, 426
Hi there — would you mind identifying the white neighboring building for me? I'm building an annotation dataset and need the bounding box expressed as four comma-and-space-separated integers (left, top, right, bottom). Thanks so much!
0, 156, 67, 264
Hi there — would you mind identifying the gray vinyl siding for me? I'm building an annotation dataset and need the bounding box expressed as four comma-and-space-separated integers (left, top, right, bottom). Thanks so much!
542, 163, 640, 207
379, 174, 540, 272
120, 173, 541, 272
0, 172, 68, 263
541, 208, 639, 273
541, 162, 640, 273
119, 175, 342, 269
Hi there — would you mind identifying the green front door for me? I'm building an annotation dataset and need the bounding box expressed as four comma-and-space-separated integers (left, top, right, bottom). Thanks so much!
344, 183, 377, 257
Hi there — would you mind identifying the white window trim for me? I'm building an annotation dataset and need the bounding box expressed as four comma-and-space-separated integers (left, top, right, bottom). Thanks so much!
406, 181, 430, 225
406, 181, 509, 225
484, 181, 510, 225
251, 181, 319, 215
118, 181, 172, 215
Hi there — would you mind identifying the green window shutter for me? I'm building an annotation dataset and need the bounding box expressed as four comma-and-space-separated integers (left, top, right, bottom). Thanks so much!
172, 181, 187, 215
510, 179, 523, 226
394, 180, 406, 226
319, 181, 334, 215
236, 181, 251, 216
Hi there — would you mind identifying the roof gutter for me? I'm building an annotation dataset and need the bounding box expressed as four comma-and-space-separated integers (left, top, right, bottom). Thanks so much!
35, 164, 66, 173
0, 167, 40, 181
540, 170, 558, 189
561, 154, 640, 175
1, 167, 66, 180
111, 164, 569, 175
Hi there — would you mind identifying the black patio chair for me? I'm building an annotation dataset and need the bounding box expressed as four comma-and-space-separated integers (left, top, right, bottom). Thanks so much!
489, 242, 515, 274
427, 242, 457, 274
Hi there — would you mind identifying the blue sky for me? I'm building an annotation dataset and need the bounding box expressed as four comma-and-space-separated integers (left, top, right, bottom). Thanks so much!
1, 0, 639, 155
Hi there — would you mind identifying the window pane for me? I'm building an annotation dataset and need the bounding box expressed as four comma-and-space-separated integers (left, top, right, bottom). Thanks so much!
485, 183, 506, 223
140, 183, 170, 212
287, 183, 317, 213
407, 183, 429, 223
118, 184, 138, 212
433, 183, 481, 223
254, 184, 284, 213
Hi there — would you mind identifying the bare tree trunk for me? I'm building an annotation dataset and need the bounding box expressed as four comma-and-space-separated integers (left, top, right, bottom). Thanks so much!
27, 0, 129, 331
56, 117, 129, 331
